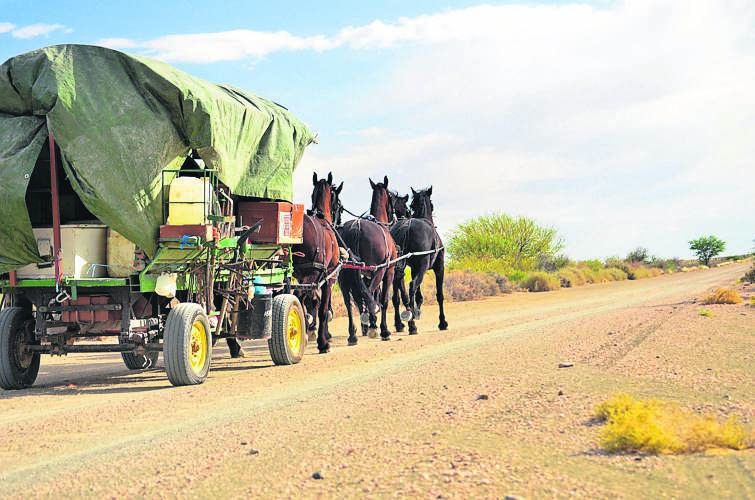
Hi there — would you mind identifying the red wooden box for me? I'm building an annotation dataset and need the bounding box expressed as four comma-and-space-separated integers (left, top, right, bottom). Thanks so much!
237, 202, 304, 244
62, 295, 118, 323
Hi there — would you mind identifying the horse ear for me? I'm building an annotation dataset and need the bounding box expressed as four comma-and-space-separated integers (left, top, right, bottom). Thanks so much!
327, 172, 333, 184
369, 178, 376, 189
383, 176, 389, 188
428, 186, 432, 196
336, 182, 343, 194
402, 194, 409, 202
313, 172, 318, 185
411, 187, 417, 196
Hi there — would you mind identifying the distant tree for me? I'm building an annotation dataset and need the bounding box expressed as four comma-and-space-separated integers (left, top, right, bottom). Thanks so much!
688, 235, 726, 266
626, 246, 649, 264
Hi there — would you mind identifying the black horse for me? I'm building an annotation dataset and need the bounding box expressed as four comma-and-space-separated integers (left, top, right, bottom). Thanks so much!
291, 172, 342, 353
337, 176, 398, 344
389, 190, 410, 220
390, 186, 448, 334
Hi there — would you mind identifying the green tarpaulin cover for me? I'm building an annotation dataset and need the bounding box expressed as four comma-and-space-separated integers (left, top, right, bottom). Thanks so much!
0, 44, 315, 270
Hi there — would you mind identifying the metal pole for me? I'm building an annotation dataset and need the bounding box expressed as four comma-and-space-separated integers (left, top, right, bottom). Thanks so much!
49, 132, 62, 290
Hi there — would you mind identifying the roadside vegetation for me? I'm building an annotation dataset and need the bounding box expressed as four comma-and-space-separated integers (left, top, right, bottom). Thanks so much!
440, 213, 751, 297
593, 394, 753, 454
331, 216, 751, 313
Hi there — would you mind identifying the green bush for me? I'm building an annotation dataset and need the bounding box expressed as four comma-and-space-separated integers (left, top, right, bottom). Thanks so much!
582, 259, 603, 272
447, 213, 563, 272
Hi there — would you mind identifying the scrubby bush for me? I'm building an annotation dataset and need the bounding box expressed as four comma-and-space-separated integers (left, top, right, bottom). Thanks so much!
626, 246, 649, 264
430, 270, 500, 302
604, 267, 628, 281
521, 272, 561, 292
557, 267, 586, 288
594, 393, 751, 454
743, 265, 755, 283
698, 308, 713, 317
538, 253, 572, 272
703, 288, 743, 305
582, 259, 603, 272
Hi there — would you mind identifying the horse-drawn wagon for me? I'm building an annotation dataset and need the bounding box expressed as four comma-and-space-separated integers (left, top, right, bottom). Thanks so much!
0, 44, 316, 389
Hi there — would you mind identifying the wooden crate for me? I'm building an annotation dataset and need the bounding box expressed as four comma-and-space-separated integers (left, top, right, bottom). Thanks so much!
237, 202, 304, 244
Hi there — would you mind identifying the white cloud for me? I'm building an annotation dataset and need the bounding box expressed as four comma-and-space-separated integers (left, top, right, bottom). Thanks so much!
0, 22, 15, 33
12, 23, 70, 39
99, 29, 336, 63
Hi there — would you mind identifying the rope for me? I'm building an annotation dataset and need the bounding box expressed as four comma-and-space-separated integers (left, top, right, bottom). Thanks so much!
289, 262, 343, 291
341, 247, 443, 271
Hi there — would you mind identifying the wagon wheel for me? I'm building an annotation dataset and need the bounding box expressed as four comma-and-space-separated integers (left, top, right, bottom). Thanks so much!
163, 303, 212, 386
121, 346, 159, 370
268, 294, 306, 365
0, 307, 40, 390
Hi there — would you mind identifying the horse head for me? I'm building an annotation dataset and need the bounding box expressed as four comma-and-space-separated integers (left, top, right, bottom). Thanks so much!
368, 175, 393, 224
410, 186, 434, 221
311, 172, 334, 222
389, 190, 410, 220
331, 180, 344, 227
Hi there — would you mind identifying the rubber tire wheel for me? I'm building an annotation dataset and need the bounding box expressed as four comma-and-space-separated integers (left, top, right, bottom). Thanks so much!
163, 303, 212, 386
0, 307, 40, 390
121, 350, 159, 370
268, 294, 306, 365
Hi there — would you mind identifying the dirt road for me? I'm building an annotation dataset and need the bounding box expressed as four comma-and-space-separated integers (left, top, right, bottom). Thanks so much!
1, 263, 753, 498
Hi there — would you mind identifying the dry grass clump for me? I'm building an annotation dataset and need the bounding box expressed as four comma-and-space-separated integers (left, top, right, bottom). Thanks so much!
594, 394, 752, 454
430, 269, 501, 302
698, 308, 713, 317
521, 272, 561, 292
557, 267, 586, 287
702, 288, 743, 305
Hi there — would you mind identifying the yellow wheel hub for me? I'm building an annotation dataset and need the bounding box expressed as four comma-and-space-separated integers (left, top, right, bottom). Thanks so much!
189, 320, 207, 373
287, 308, 302, 354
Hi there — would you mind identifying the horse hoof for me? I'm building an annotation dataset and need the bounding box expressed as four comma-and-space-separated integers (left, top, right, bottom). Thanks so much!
307, 332, 317, 342
409, 329, 418, 335
348, 339, 358, 346
439, 321, 449, 331
318, 347, 330, 354
400, 310, 413, 321
368, 328, 379, 339
395, 325, 405, 333
360, 312, 370, 324
381, 336, 390, 342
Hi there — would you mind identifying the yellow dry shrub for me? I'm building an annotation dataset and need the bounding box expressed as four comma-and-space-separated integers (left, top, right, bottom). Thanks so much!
698, 308, 713, 317
594, 394, 752, 454
703, 288, 743, 305
521, 272, 561, 292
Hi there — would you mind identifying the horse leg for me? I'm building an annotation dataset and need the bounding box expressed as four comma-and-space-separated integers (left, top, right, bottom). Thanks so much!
339, 274, 358, 346
308, 293, 321, 342
379, 267, 394, 340
392, 280, 404, 332
408, 266, 427, 334
434, 256, 448, 330
366, 270, 385, 339
317, 283, 331, 353
227, 337, 245, 358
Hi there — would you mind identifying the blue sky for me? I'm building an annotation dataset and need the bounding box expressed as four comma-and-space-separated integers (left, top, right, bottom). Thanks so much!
2, 0, 753, 260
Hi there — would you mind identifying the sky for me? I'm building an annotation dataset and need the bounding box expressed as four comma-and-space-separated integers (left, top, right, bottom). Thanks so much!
1, 0, 753, 261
